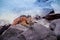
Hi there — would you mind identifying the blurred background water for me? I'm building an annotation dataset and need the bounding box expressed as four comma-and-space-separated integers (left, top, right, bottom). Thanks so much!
0, 0, 60, 23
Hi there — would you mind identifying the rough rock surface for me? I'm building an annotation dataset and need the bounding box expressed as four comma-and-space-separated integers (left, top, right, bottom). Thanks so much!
49, 19, 60, 40
49, 19, 60, 36
36, 19, 50, 28
0, 20, 11, 35
0, 20, 10, 30
0, 24, 26, 40
0, 23, 57, 40
21, 23, 57, 40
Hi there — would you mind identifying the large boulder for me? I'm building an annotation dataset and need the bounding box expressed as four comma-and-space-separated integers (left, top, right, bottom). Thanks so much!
49, 19, 60, 40
0, 24, 27, 40
49, 19, 60, 35
0, 23, 57, 40
20, 23, 57, 40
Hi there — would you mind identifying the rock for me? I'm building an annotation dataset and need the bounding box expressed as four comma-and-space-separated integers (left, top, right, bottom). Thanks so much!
0, 24, 11, 35
36, 19, 50, 28
0, 24, 27, 40
0, 19, 11, 35
0, 23, 57, 40
49, 19, 60, 40
35, 15, 41, 20
20, 23, 57, 40
49, 22, 56, 31
49, 10, 55, 14
49, 19, 60, 35
43, 14, 60, 21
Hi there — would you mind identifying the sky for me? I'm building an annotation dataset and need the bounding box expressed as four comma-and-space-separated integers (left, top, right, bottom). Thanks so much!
0, 0, 60, 23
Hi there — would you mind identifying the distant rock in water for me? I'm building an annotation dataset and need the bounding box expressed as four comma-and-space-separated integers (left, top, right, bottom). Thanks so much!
48, 9, 55, 15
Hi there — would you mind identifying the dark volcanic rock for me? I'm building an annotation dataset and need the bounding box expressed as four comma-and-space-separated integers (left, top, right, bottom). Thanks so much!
0, 24, 11, 35
43, 14, 60, 21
